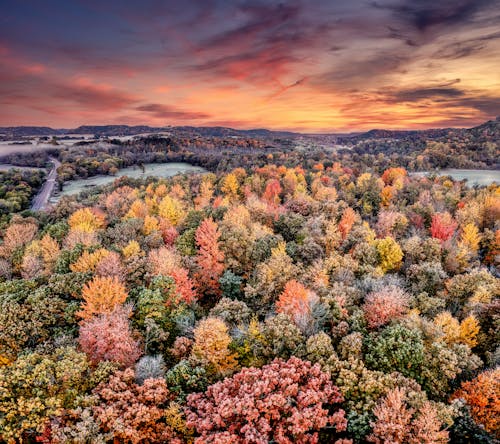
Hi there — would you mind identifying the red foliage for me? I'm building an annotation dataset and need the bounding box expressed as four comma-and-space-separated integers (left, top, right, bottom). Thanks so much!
363, 286, 410, 329
430, 212, 458, 242
78, 305, 142, 368
195, 218, 225, 297
91, 368, 183, 443
170, 267, 198, 305
263, 179, 282, 206
185, 356, 347, 443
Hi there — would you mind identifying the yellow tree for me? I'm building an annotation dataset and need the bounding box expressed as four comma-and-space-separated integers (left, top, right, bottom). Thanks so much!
70, 249, 110, 273
158, 195, 185, 226
221, 173, 239, 200
39, 234, 60, 274
122, 240, 143, 259
68, 208, 106, 233
459, 315, 480, 348
191, 317, 237, 376
434, 312, 460, 344
375, 237, 403, 273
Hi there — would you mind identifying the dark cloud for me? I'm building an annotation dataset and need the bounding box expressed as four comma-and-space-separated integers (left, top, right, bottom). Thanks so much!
386, 87, 465, 102
372, 0, 494, 32
135, 103, 210, 120
433, 31, 500, 59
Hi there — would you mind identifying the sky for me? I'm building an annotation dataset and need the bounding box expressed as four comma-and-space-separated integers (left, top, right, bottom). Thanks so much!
1, 0, 499, 132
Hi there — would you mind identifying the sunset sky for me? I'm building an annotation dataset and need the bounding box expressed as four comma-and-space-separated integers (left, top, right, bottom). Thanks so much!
1, 0, 499, 132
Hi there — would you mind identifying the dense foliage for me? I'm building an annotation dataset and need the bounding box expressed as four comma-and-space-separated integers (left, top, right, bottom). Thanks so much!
0, 159, 498, 443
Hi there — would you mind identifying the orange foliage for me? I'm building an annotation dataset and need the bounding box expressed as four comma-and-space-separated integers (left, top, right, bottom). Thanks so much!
452, 368, 500, 437
276, 280, 313, 318
77, 276, 128, 320
338, 207, 356, 240
263, 179, 282, 206
0, 222, 38, 257
381, 167, 407, 187
195, 218, 225, 297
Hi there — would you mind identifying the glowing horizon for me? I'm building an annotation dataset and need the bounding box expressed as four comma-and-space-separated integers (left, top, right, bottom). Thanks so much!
1, 0, 499, 132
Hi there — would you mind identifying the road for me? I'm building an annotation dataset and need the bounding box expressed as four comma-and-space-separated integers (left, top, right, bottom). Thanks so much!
31, 157, 61, 211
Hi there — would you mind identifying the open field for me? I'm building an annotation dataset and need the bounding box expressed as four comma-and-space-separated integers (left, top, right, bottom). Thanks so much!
412, 169, 500, 186
50, 162, 206, 203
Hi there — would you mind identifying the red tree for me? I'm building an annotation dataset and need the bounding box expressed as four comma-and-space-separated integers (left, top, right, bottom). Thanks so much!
91, 368, 183, 443
78, 305, 142, 368
430, 212, 458, 242
362, 286, 410, 329
185, 357, 347, 443
263, 179, 282, 206
195, 218, 225, 297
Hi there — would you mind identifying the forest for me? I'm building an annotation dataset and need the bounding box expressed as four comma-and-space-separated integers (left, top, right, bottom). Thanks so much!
0, 159, 498, 443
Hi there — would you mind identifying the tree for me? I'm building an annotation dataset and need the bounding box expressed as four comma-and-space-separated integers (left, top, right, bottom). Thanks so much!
185, 357, 347, 444
368, 388, 448, 444
221, 172, 239, 200
158, 195, 185, 226
191, 317, 237, 377
195, 218, 225, 297
276, 279, 316, 320
430, 212, 457, 242
339, 207, 356, 240
0, 346, 111, 443
365, 325, 424, 380
68, 207, 105, 233
363, 286, 410, 329
70, 248, 109, 273
77, 275, 128, 319
375, 236, 403, 272
452, 368, 500, 437
52, 368, 186, 444
459, 223, 481, 254
0, 221, 38, 258
78, 305, 142, 368
263, 178, 282, 206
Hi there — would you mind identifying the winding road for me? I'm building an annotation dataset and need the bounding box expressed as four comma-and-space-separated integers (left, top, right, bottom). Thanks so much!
31, 157, 61, 211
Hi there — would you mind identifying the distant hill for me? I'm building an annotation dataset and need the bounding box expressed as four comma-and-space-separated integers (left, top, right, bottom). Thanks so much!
0, 118, 498, 141
0, 124, 300, 140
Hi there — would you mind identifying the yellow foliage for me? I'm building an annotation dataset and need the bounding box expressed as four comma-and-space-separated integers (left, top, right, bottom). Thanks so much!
271, 241, 287, 257
434, 312, 460, 344
459, 315, 480, 348
125, 199, 148, 219
77, 276, 128, 319
221, 173, 239, 199
0, 354, 11, 366
375, 236, 403, 272
143, 215, 160, 235
191, 317, 238, 376
459, 223, 481, 254
68, 208, 105, 233
470, 286, 493, 305
70, 248, 110, 273
122, 240, 143, 258
158, 195, 185, 226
